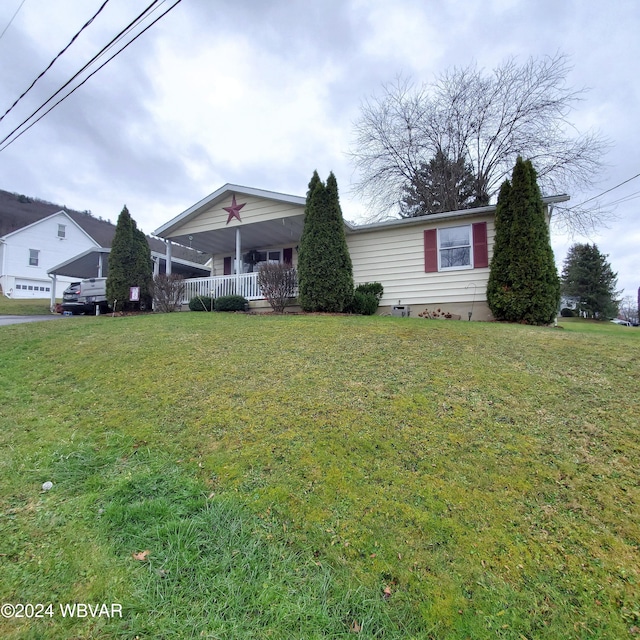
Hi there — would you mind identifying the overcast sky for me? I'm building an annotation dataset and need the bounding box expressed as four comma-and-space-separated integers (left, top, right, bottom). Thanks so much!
0, 0, 638, 299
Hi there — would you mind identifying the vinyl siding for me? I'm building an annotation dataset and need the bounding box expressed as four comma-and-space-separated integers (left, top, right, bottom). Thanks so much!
175, 195, 304, 236
347, 215, 495, 307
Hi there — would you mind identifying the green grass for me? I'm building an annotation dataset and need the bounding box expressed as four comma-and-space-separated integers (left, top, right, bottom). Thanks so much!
0, 296, 56, 315
0, 314, 638, 639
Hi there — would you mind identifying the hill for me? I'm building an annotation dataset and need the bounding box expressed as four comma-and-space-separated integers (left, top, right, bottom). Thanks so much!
0, 188, 206, 263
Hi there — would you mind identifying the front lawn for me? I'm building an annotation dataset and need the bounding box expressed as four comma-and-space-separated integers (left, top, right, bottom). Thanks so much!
0, 314, 638, 638
0, 296, 55, 315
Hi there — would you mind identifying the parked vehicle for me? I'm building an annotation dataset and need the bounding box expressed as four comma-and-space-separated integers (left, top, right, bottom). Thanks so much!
61, 282, 83, 314
61, 278, 111, 315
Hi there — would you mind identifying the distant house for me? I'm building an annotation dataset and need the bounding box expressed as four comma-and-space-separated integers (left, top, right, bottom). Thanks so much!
154, 184, 569, 320
0, 189, 210, 305
0, 210, 99, 299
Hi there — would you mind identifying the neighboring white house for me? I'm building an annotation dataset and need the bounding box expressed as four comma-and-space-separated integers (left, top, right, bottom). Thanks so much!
154, 184, 569, 320
0, 211, 99, 299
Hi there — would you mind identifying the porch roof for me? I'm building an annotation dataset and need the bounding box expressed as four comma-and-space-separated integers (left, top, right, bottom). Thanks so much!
154, 184, 306, 255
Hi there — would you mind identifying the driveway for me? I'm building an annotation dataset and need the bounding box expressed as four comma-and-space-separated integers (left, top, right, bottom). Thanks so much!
0, 315, 66, 327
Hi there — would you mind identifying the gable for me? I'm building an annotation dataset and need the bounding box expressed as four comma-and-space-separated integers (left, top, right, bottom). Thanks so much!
2, 210, 99, 246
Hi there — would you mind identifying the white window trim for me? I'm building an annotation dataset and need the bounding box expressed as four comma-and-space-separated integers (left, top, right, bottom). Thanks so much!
29, 249, 39, 267
437, 225, 472, 271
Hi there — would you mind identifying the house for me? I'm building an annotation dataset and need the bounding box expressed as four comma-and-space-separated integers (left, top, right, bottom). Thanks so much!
0, 189, 210, 306
0, 210, 100, 299
155, 184, 569, 320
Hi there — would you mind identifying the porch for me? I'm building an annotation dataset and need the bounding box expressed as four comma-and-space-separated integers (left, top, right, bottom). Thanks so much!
181, 271, 298, 304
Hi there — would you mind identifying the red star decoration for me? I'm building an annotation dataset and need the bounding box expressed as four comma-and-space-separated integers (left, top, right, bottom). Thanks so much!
223, 194, 245, 224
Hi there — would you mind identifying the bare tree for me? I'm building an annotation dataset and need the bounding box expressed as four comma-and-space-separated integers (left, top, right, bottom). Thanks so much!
151, 274, 185, 313
350, 53, 610, 232
257, 262, 297, 313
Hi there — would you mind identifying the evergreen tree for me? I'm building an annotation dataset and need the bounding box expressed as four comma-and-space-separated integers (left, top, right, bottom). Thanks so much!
487, 157, 560, 324
132, 226, 153, 309
400, 150, 483, 217
107, 206, 153, 311
298, 171, 354, 312
561, 243, 619, 318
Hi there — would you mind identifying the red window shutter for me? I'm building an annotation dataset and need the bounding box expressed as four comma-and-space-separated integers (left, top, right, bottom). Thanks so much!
472, 222, 488, 268
283, 247, 293, 265
424, 229, 438, 272
223, 256, 232, 275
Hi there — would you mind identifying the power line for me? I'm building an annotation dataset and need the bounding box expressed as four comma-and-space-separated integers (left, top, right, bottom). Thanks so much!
0, 0, 180, 152
0, 0, 112, 124
0, 0, 27, 43
566, 172, 640, 209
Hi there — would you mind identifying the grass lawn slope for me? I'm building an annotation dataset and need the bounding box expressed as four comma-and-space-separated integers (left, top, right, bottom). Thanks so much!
0, 313, 638, 639
0, 296, 55, 315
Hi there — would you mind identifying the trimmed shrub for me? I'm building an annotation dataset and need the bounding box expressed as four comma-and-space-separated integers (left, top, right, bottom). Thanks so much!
348, 291, 379, 316
189, 295, 213, 312
215, 295, 249, 312
355, 282, 384, 300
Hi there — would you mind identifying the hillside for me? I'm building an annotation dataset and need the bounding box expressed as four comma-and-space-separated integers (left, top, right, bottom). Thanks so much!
0, 188, 206, 263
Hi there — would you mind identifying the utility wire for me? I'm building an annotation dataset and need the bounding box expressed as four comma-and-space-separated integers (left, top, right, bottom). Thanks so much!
0, 0, 27, 43
0, 0, 182, 153
0, 0, 161, 140
565, 172, 640, 209
0, 0, 111, 124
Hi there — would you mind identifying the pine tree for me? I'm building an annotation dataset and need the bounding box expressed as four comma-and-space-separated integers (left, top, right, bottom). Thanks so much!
487, 157, 560, 324
107, 206, 153, 311
400, 150, 483, 217
561, 244, 619, 318
298, 171, 354, 312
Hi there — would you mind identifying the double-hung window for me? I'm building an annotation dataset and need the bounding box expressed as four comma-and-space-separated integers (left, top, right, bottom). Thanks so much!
29, 249, 39, 266
58, 224, 66, 238
439, 226, 471, 270
424, 222, 488, 272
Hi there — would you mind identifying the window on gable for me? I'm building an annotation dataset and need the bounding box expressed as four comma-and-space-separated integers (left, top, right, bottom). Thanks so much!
439, 226, 471, 270
58, 224, 66, 238
29, 249, 39, 266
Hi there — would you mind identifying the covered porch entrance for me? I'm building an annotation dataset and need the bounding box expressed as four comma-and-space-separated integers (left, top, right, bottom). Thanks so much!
153, 184, 306, 305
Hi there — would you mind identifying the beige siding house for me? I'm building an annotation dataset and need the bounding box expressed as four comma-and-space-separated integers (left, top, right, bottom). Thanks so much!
154, 184, 568, 320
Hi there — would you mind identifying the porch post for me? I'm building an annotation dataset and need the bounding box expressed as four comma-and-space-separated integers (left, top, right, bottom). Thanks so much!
235, 228, 241, 292
97, 252, 103, 277
166, 240, 172, 275
49, 274, 57, 311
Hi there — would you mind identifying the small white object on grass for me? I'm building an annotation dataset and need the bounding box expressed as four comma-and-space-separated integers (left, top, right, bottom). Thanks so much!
42, 481, 53, 491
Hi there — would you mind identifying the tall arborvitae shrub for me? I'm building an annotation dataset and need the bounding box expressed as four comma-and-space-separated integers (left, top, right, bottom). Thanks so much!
487, 157, 560, 324
107, 206, 153, 311
132, 226, 153, 309
298, 171, 354, 312
486, 180, 513, 318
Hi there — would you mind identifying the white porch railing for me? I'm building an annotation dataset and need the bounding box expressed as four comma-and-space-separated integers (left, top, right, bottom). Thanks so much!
182, 272, 263, 303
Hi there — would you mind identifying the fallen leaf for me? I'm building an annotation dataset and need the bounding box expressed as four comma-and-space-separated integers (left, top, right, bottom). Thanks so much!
383, 586, 392, 599
132, 550, 150, 561
350, 620, 361, 633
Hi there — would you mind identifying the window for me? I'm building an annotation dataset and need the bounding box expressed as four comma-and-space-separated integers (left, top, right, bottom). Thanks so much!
29, 249, 39, 266
58, 224, 66, 238
439, 226, 471, 270
424, 222, 488, 273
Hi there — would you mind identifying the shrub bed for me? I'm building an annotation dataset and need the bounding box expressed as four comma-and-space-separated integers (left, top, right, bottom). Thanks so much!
214, 295, 249, 312
189, 295, 214, 311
